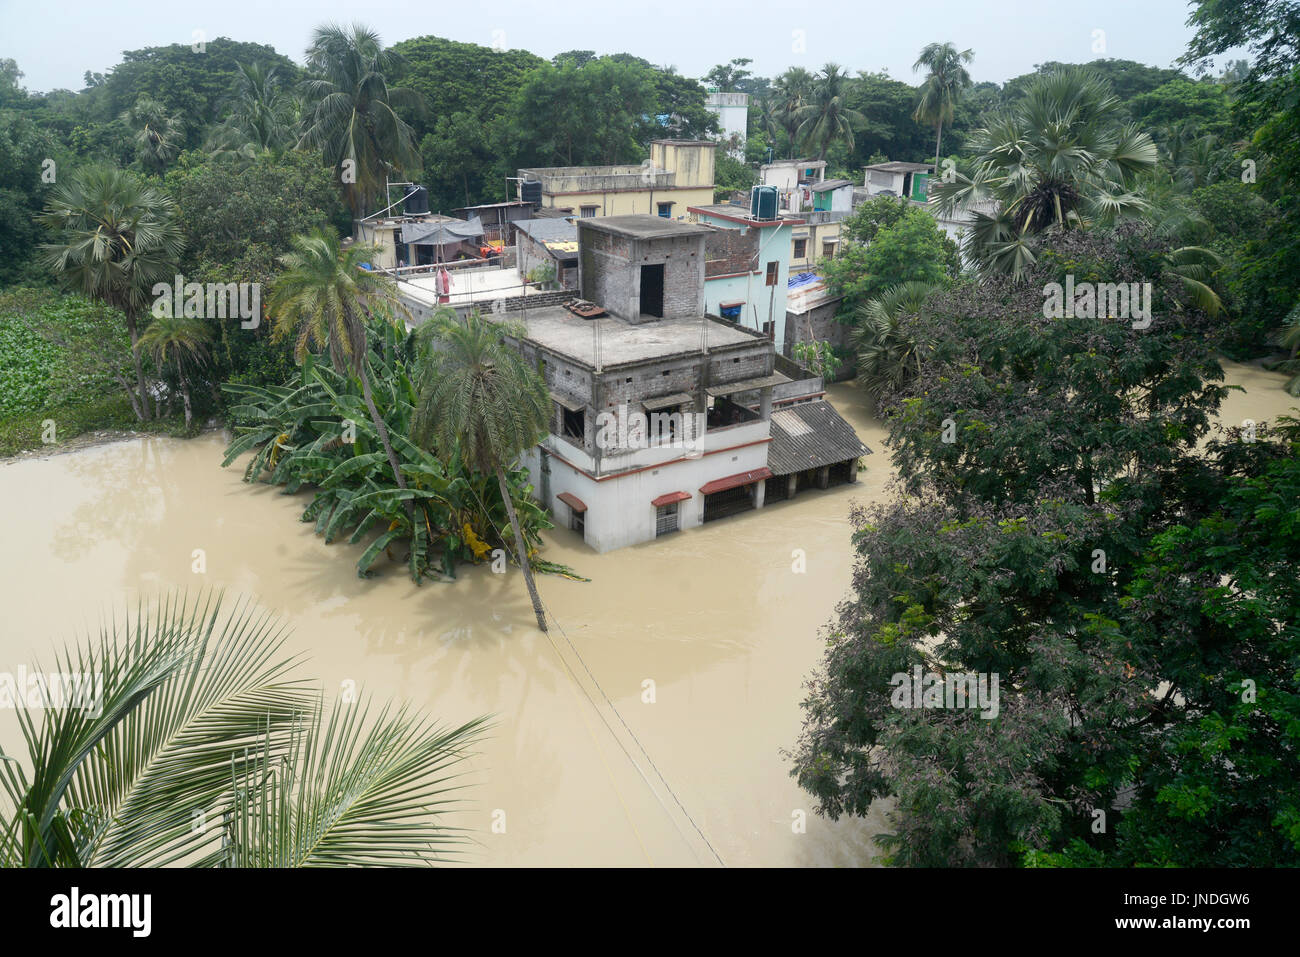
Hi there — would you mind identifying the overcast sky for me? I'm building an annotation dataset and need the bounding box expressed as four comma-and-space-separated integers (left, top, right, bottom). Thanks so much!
2, 0, 1214, 94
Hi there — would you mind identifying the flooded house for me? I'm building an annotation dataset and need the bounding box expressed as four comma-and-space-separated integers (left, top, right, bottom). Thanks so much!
474, 214, 870, 552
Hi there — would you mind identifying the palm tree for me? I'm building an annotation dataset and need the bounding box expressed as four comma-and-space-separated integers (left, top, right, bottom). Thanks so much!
40, 165, 185, 420
267, 228, 413, 509
1270, 301, 1300, 396
208, 62, 299, 159
119, 95, 184, 174
0, 592, 487, 867
931, 67, 1159, 277
298, 23, 423, 217
1160, 245, 1224, 316
912, 42, 974, 168
135, 313, 211, 428
849, 281, 941, 401
411, 312, 552, 633
794, 64, 867, 160
772, 67, 816, 157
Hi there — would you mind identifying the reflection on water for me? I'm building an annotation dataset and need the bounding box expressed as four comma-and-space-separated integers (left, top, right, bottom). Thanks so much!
0, 362, 1292, 866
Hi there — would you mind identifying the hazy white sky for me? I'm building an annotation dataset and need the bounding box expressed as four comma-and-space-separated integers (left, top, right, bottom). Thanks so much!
2, 0, 1213, 93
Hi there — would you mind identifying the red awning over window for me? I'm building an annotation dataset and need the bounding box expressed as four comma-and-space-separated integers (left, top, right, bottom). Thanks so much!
556, 491, 587, 513
651, 491, 691, 507
699, 468, 773, 495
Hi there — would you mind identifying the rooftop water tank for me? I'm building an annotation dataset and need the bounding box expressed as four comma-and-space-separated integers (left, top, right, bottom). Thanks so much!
403, 186, 429, 215
750, 185, 778, 221
520, 180, 543, 208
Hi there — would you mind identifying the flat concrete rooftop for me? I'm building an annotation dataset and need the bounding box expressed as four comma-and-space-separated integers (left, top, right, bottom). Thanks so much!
491, 305, 763, 368
577, 215, 714, 241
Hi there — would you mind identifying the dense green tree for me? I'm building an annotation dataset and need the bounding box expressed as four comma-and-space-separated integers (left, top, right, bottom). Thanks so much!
390, 35, 544, 141
1002, 59, 1181, 106
165, 150, 348, 272
0, 111, 59, 285
771, 67, 816, 158
821, 204, 960, 308
119, 95, 184, 174
789, 227, 1291, 866
1130, 77, 1235, 140
704, 58, 753, 93
135, 313, 211, 427
846, 71, 935, 166
99, 38, 299, 151
508, 58, 655, 167
848, 280, 942, 401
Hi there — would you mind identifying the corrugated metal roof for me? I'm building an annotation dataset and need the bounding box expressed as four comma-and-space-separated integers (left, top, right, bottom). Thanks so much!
767, 401, 871, 476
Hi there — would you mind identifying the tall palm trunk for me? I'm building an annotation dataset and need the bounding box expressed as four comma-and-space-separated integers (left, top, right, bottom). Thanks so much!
933, 120, 944, 169
358, 362, 414, 521
125, 309, 150, 421
496, 465, 547, 633
179, 371, 193, 429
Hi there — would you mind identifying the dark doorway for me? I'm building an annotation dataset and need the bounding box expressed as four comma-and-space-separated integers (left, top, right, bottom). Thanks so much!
640, 264, 664, 317
703, 484, 755, 522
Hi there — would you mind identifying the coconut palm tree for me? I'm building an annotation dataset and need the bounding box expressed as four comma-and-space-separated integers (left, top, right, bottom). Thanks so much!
119, 95, 184, 174
794, 64, 867, 161
1270, 301, 1300, 396
0, 592, 487, 867
772, 67, 816, 157
931, 67, 1159, 277
207, 62, 299, 159
849, 281, 941, 401
913, 42, 974, 168
266, 228, 413, 508
40, 165, 185, 420
411, 312, 552, 632
135, 313, 211, 429
298, 23, 423, 217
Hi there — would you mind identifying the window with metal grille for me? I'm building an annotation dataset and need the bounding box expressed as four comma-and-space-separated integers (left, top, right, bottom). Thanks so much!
580, 205, 598, 218
655, 503, 679, 536
765, 261, 778, 286
793, 238, 807, 259
657, 202, 673, 218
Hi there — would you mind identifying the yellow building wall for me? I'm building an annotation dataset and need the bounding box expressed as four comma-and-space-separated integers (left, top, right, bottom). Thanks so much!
650, 141, 715, 189
788, 220, 843, 271
542, 186, 715, 219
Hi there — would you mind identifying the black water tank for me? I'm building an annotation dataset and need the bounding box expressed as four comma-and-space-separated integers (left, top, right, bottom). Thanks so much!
520, 180, 542, 208
404, 186, 429, 215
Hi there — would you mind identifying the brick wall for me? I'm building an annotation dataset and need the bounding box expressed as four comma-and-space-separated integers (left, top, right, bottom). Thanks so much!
704, 227, 758, 277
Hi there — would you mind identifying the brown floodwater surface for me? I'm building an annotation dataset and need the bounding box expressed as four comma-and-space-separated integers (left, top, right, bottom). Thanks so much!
0, 362, 1293, 866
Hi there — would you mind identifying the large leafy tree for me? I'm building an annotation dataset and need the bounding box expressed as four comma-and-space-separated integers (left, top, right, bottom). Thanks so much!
788, 227, 1294, 867
412, 312, 552, 633
794, 64, 867, 161
931, 67, 1159, 276
266, 228, 413, 508
298, 23, 423, 218
704, 58, 754, 93
0, 593, 486, 867
821, 203, 960, 309
40, 165, 185, 420
912, 42, 974, 167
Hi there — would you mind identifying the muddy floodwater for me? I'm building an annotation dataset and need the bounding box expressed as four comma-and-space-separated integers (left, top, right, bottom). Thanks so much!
1, 363, 1294, 866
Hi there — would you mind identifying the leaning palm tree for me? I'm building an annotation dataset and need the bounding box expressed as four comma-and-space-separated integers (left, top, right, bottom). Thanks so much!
135, 313, 211, 428
931, 67, 1159, 277
849, 281, 941, 401
794, 64, 867, 160
298, 23, 424, 217
40, 165, 185, 421
411, 312, 552, 633
119, 95, 184, 174
207, 62, 298, 159
0, 592, 487, 867
267, 228, 414, 509
913, 42, 974, 168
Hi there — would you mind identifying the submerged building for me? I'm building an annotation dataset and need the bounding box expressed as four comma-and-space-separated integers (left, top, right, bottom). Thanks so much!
468, 214, 871, 552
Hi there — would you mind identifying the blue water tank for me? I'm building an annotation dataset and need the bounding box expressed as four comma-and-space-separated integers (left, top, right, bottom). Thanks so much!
750, 185, 778, 220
